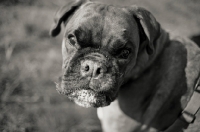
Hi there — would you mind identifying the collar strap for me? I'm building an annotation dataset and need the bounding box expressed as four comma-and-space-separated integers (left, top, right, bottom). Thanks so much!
162, 76, 200, 132
180, 76, 200, 123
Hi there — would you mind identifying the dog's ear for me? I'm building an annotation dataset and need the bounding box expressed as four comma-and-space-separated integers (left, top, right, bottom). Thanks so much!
129, 6, 160, 55
50, 0, 89, 37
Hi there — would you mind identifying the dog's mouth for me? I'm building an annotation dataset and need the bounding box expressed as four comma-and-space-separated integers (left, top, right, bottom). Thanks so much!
55, 82, 116, 107
68, 89, 111, 108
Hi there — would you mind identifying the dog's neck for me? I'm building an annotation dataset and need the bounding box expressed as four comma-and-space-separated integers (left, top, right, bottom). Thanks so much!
118, 28, 175, 129
118, 28, 191, 130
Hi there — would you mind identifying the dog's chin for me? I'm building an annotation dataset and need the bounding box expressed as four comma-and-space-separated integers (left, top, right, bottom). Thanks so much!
55, 81, 118, 108
67, 89, 113, 108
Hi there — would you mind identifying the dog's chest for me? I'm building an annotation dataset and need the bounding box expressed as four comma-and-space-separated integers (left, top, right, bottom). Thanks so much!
97, 100, 142, 132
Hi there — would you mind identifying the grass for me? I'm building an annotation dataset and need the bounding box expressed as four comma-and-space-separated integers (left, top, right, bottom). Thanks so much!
0, 1, 100, 132
0, 0, 200, 132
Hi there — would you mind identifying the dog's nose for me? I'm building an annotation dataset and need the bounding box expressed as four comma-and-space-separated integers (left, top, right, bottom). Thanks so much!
81, 60, 107, 77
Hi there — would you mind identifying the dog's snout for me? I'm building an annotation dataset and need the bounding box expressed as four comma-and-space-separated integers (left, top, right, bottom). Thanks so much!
81, 60, 107, 77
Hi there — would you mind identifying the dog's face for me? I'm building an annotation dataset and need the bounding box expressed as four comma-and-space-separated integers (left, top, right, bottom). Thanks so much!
50, 0, 159, 108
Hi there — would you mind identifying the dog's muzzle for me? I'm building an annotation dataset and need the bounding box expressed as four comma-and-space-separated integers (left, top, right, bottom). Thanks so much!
56, 52, 121, 107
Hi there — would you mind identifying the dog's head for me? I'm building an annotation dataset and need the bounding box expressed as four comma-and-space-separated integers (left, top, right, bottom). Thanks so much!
50, 0, 160, 108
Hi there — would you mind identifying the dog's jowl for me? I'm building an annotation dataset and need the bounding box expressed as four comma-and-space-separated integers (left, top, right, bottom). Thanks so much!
50, 0, 200, 132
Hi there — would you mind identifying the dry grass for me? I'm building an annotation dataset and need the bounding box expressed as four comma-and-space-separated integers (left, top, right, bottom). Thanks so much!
0, 0, 200, 132
0, 1, 100, 131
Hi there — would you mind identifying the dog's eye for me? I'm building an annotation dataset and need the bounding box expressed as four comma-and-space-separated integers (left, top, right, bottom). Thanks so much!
68, 34, 76, 46
118, 49, 130, 59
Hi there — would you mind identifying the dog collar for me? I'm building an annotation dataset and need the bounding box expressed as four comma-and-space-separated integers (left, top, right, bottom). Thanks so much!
162, 75, 200, 132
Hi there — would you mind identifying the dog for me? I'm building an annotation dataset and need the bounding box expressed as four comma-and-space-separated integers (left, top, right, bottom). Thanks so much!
50, 0, 200, 131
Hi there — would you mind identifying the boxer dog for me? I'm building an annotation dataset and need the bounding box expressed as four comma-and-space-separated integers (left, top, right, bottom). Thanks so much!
50, 0, 200, 131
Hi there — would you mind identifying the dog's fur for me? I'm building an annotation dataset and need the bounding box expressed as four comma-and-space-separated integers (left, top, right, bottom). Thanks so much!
50, 0, 200, 131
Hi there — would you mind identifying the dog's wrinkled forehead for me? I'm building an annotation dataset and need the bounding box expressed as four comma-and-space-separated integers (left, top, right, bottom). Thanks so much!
65, 3, 139, 49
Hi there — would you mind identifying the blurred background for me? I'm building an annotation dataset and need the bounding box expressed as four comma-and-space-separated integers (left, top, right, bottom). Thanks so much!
0, 0, 200, 132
